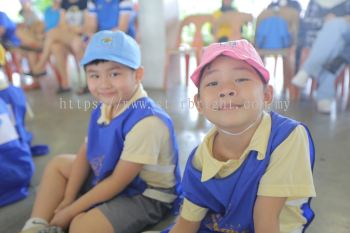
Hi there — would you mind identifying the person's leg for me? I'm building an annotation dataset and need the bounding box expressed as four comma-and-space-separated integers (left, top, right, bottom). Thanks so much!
20, 154, 76, 233
315, 70, 339, 113
34, 27, 75, 73
15, 26, 42, 49
31, 154, 76, 220
303, 18, 350, 77
51, 42, 70, 90
70, 36, 89, 94
69, 208, 115, 233
293, 18, 350, 87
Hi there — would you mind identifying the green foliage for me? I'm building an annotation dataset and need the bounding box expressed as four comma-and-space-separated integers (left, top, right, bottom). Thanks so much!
32, 0, 52, 12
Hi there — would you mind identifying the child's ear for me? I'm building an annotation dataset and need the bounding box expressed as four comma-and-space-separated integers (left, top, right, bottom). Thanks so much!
263, 84, 274, 106
194, 94, 204, 114
134, 66, 144, 83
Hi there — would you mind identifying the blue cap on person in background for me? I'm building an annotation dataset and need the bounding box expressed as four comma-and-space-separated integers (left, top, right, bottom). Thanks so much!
80, 30, 141, 69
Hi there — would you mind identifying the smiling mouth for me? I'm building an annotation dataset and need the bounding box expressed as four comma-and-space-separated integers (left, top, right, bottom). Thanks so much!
213, 104, 244, 111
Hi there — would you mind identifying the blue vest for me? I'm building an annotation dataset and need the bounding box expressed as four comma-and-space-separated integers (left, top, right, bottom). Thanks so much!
0, 98, 34, 206
181, 112, 315, 233
94, 0, 120, 31
87, 97, 182, 203
0, 85, 49, 156
256, 16, 292, 49
0, 85, 32, 144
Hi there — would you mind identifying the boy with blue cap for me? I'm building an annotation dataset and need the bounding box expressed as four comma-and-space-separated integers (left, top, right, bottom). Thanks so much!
165, 40, 316, 233
19, 31, 182, 233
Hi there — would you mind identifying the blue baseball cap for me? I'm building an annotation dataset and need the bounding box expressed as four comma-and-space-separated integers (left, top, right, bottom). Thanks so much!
80, 30, 141, 69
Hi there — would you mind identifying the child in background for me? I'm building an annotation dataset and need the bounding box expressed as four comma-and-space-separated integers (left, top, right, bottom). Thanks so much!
166, 40, 316, 233
20, 31, 181, 233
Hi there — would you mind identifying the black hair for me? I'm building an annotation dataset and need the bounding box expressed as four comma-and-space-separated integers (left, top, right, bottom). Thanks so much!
83, 59, 109, 70
83, 59, 136, 71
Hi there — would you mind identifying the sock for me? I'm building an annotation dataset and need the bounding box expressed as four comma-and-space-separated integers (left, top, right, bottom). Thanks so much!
22, 217, 48, 231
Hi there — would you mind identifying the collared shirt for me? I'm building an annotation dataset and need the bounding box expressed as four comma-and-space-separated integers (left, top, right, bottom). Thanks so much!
94, 85, 177, 202
181, 112, 316, 233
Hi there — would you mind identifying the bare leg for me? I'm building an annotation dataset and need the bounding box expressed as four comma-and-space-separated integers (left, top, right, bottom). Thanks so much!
31, 154, 76, 221
51, 43, 70, 89
15, 26, 42, 49
34, 28, 63, 72
69, 208, 114, 233
35, 28, 83, 73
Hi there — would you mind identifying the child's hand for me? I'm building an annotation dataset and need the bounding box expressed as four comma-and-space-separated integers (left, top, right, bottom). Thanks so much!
50, 206, 75, 229
55, 197, 75, 213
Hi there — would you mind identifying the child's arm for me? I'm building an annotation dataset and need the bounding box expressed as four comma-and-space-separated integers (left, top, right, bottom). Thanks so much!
169, 216, 201, 233
253, 195, 287, 232
58, 159, 143, 218
55, 142, 90, 212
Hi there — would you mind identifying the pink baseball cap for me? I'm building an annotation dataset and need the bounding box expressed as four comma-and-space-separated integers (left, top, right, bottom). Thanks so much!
191, 40, 270, 87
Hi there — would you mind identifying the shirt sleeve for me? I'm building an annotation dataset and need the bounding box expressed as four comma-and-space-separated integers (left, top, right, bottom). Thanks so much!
258, 125, 316, 198
120, 116, 167, 165
180, 198, 208, 222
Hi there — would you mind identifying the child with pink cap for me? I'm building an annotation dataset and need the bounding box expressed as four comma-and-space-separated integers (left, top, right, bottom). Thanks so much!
165, 40, 316, 233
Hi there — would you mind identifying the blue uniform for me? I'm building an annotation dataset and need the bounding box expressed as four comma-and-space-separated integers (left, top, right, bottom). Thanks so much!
0, 11, 20, 47
94, 0, 120, 31
174, 112, 315, 233
0, 98, 34, 206
44, 7, 60, 32
87, 97, 182, 210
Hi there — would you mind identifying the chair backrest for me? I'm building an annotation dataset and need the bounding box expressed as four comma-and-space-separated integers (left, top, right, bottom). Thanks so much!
212, 11, 253, 41
176, 14, 214, 49
255, 7, 299, 49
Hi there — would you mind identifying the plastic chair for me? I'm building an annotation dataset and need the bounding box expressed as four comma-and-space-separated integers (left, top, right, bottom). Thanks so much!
163, 14, 214, 90
255, 6, 299, 98
212, 11, 253, 42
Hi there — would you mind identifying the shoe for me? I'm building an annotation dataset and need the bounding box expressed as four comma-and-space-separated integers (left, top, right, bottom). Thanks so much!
38, 226, 65, 233
292, 70, 309, 88
317, 99, 333, 114
56, 87, 72, 94
22, 82, 41, 91
76, 86, 89, 95
19, 225, 46, 233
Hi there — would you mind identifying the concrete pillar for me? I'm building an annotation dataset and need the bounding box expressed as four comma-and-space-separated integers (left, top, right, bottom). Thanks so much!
138, 0, 179, 89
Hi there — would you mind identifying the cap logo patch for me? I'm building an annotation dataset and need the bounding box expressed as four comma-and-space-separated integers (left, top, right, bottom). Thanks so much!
219, 41, 237, 47
102, 37, 113, 44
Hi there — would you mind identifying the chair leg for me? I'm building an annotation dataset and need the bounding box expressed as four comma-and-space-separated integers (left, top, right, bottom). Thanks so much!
163, 53, 170, 90
185, 53, 190, 86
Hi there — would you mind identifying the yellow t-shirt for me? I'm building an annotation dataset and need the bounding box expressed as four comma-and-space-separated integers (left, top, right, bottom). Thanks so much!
181, 112, 316, 233
97, 84, 177, 203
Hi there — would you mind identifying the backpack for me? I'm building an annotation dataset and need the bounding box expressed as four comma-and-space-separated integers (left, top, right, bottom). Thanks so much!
0, 85, 50, 156
256, 16, 292, 49
0, 98, 34, 206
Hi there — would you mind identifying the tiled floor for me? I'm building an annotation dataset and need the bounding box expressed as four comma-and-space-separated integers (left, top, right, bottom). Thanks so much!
1, 58, 350, 233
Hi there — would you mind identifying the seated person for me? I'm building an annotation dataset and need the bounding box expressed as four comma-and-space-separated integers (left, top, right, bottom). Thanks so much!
0, 10, 45, 89
19, 31, 182, 233
32, 0, 94, 94
164, 40, 316, 233
44, 0, 62, 32
292, 0, 350, 113
212, 0, 238, 42
77, 0, 137, 95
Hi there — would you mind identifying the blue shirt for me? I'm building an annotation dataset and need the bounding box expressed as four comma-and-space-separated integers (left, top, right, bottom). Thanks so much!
0, 11, 20, 47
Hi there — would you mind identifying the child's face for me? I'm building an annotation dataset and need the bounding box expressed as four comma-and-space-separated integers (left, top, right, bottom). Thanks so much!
195, 56, 273, 132
86, 61, 143, 106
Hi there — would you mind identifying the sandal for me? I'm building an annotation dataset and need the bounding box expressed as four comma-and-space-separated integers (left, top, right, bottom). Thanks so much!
56, 87, 72, 94
77, 86, 89, 95
23, 71, 47, 78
